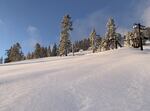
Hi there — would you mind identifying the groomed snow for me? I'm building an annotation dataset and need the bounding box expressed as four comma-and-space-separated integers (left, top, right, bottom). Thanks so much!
0, 47, 150, 111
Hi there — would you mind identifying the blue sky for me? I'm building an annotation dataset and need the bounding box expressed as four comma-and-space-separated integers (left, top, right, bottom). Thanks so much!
0, 0, 150, 57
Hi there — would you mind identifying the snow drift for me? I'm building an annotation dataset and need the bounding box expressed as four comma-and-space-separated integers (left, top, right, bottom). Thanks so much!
0, 47, 150, 111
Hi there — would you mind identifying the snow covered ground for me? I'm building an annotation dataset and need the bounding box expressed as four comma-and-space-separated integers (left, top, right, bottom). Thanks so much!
0, 47, 150, 111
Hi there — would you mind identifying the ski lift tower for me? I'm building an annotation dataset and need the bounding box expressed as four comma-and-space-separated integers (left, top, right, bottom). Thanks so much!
133, 23, 146, 51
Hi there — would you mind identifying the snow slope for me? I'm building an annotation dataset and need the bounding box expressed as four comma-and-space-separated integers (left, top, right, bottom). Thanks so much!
0, 47, 150, 111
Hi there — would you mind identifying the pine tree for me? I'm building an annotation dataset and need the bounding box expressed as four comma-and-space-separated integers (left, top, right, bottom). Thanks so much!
16, 43, 24, 60
106, 17, 116, 49
83, 38, 90, 50
47, 45, 52, 57
59, 14, 73, 56
96, 36, 102, 50
0, 57, 3, 64
26, 52, 32, 60
124, 29, 144, 48
101, 18, 118, 51
5, 43, 24, 63
4, 48, 11, 63
52, 43, 58, 56
73, 38, 91, 52
90, 29, 97, 53
34, 43, 42, 58
41, 47, 48, 58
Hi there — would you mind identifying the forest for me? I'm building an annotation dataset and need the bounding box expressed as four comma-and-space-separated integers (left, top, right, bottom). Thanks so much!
3, 15, 150, 63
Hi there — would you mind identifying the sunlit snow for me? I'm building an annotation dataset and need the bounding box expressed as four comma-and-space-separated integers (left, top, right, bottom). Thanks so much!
0, 47, 150, 111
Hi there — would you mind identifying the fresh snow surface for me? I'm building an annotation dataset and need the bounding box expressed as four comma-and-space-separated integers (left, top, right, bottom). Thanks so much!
0, 47, 150, 111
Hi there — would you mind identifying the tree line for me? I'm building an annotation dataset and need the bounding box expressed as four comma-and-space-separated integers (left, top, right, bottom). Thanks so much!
3, 37, 94, 63
2, 14, 150, 64
3, 14, 97, 63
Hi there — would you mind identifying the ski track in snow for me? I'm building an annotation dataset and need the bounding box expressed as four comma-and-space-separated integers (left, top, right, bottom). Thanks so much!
0, 47, 150, 111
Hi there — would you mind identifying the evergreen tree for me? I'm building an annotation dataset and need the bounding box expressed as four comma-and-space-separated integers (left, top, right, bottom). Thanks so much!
124, 30, 144, 48
13, 43, 24, 61
0, 57, 3, 64
59, 14, 73, 56
34, 43, 40, 58
41, 47, 48, 58
34, 43, 42, 58
82, 38, 90, 50
4, 48, 11, 63
96, 36, 102, 48
116, 33, 123, 46
90, 29, 97, 53
106, 17, 117, 49
26, 52, 32, 60
73, 38, 91, 52
5, 43, 24, 63
101, 18, 118, 51
31, 52, 34, 59
74, 41, 80, 52
47, 45, 52, 57
52, 43, 58, 56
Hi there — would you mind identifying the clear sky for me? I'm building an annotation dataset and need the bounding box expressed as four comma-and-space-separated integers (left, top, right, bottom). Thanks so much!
0, 0, 150, 57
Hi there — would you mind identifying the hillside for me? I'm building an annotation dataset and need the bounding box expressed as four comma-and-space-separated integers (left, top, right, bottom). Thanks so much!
0, 47, 150, 111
